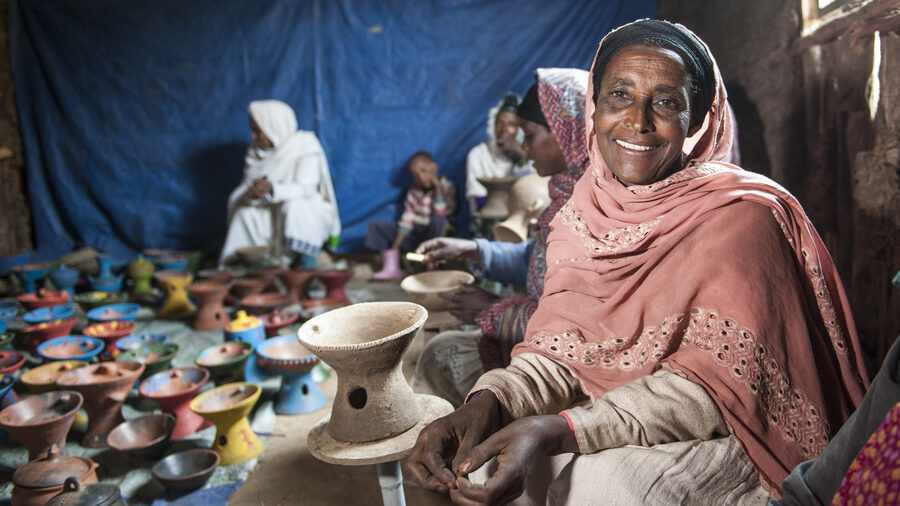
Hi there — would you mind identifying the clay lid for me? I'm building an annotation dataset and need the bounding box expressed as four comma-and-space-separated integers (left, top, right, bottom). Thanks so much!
13, 445, 94, 488
225, 310, 261, 332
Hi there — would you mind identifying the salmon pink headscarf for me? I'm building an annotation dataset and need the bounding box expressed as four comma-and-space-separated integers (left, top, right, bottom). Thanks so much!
515, 20, 869, 495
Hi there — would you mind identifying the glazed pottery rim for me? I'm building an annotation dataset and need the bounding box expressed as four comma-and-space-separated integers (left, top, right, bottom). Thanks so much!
152, 448, 220, 481
189, 382, 260, 414
400, 270, 476, 294
116, 333, 169, 351
83, 321, 136, 338
107, 413, 176, 452
23, 317, 78, 333
120, 343, 179, 364
139, 366, 210, 399
297, 301, 427, 352
37, 336, 105, 360
21, 360, 87, 388
194, 342, 254, 367
86, 303, 140, 321
0, 350, 27, 369
256, 335, 316, 362
0, 390, 83, 427
56, 361, 145, 386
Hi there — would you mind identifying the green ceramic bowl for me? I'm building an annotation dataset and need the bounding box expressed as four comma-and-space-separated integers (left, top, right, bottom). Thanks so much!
119, 343, 180, 379
74, 291, 126, 312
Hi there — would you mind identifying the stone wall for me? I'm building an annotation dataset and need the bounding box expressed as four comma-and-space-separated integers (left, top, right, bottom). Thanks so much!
658, 0, 900, 373
0, 0, 31, 257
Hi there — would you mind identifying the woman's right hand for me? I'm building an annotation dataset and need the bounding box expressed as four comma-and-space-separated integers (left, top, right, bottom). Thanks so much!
404, 391, 503, 494
417, 238, 481, 264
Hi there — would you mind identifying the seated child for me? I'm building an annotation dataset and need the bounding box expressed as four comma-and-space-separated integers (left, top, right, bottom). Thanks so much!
365, 151, 456, 280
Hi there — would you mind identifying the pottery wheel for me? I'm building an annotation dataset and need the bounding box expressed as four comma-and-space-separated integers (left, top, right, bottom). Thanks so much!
307, 394, 453, 466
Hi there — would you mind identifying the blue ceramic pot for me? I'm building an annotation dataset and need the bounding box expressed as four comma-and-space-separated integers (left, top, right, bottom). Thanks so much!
23, 304, 75, 324
37, 336, 105, 362
86, 303, 141, 323
49, 266, 80, 296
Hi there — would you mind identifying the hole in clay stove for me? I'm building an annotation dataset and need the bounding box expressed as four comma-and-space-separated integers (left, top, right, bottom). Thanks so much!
348, 387, 367, 409
219, 435, 228, 446
302, 384, 309, 395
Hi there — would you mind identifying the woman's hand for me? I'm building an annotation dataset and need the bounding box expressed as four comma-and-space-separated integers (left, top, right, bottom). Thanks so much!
405, 391, 504, 494
450, 415, 578, 506
417, 238, 481, 264
497, 137, 526, 165
246, 177, 273, 199
441, 284, 499, 324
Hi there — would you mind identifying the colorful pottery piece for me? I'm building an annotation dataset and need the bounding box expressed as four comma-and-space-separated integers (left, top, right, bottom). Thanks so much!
106, 413, 175, 460
400, 270, 476, 311
0, 390, 83, 460
0, 350, 27, 375
18, 289, 71, 311
86, 303, 140, 323
22, 304, 75, 325
37, 336, 104, 363
155, 270, 195, 318
315, 269, 353, 302
115, 333, 169, 353
89, 255, 124, 293
20, 361, 87, 394
261, 311, 300, 338
187, 281, 232, 330
22, 318, 78, 349
475, 176, 517, 219
139, 366, 211, 439
277, 268, 316, 304
56, 361, 145, 448
11, 444, 99, 506
240, 292, 286, 315
297, 301, 427, 443
194, 342, 253, 385
48, 266, 80, 297
155, 254, 189, 272
12, 262, 49, 294
231, 278, 267, 299
256, 336, 324, 415
118, 343, 179, 380
82, 321, 135, 360
151, 449, 220, 491
189, 382, 263, 465
223, 311, 268, 382
0, 306, 16, 334
127, 257, 155, 299
73, 291, 125, 312
0, 331, 15, 350
0, 374, 14, 410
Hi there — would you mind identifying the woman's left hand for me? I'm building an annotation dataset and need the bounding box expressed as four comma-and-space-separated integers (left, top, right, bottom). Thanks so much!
450, 415, 578, 506
440, 284, 499, 324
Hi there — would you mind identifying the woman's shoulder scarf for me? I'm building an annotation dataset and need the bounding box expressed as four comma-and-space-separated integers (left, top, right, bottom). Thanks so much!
514, 22, 869, 496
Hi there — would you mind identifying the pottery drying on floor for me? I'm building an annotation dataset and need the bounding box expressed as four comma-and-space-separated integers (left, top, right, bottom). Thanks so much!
223, 311, 268, 382
151, 448, 220, 491
82, 321, 135, 360
187, 281, 232, 330
56, 361, 145, 448
239, 292, 287, 315
400, 270, 476, 311
118, 343, 179, 379
127, 257, 155, 299
315, 270, 353, 302
189, 382, 263, 465
0, 390, 83, 460
13, 262, 49, 294
115, 333, 169, 352
256, 336, 324, 415
22, 304, 75, 325
18, 290, 71, 311
106, 413, 176, 460
37, 336, 104, 363
73, 291, 125, 312
261, 310, 300, 338
12, 445, 98, 506
231, 277, 267, 300
20, 360, 87, 394
22, 318, 78, 350
277, 268, 315, 304
155, 270, 195, 317
86, 303, 140, 323
139, 366, 211, 438
194, 342, 254, 385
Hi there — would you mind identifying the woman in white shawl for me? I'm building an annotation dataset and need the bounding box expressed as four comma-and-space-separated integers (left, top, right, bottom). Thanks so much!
220, 100, 340, 267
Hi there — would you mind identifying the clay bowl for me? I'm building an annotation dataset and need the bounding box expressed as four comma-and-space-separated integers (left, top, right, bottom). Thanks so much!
22, 317, 78, 349
118, 343, 179, 379
277, 268, 316, 304
315, 269, 353, 302
115, 333, 169, 353
139, 366, 211, 439
0, 390, 83, 460
0, 306, 17, 333
400, 270, 476, 311
73, 291, 125, 312
23, 304, 76, 325
196, 269, 233, 283
261, 311, 300, 338
85, 303, 140, 323
18, 290, 71, 311
194, 342, 254, 385
82, 321, 136, 360
240, 293, 287, 315
56, 361, 146, 448
151, 448, 220, 491
256, 336, 318, 374
37, 336, 105, 363
232, 278, 267, 299
234, 246, 269, 267
21, 361, 87, 394
107, 413, 176, 460
256, 336, 323, 415
0, 350, 28, 374
298, 297, 349, 319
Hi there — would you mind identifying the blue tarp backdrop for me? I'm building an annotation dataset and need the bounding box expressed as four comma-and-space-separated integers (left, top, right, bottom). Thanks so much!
10, 0, 655, 258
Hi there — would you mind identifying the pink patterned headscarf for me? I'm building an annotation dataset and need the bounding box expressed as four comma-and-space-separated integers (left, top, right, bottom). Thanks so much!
515, 20, 868, 495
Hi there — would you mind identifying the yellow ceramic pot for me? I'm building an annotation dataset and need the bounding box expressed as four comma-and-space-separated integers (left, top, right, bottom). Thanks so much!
155, 271, 195, 317
189, 382, 263, 465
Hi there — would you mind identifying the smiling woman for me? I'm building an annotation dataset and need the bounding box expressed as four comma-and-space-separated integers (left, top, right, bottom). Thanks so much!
405, 19, 868, 505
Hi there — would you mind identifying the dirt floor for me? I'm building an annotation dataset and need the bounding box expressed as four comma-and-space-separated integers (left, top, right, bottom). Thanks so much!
229, 261, 455, 505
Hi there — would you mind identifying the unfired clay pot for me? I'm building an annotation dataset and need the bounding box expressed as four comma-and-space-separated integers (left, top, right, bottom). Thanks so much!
0, 390, 83, 460
400, 270, 475, 311
187, 281, 232, 330
277, 268, 316, 304
240, 293, 287, 315
476, 176, 518, 219
493, 173, 551, 243
139, 366, 211, 439
56, 361, 146, 448
297, 301, 427, 443
12, 445, 98, 506
316, 270, 353, 302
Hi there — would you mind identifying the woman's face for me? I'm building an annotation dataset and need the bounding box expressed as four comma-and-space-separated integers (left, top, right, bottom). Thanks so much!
494, 111, 519, 143
250, 118, 273, 149
593, 45, 700, 186
519, 117, 567, 177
